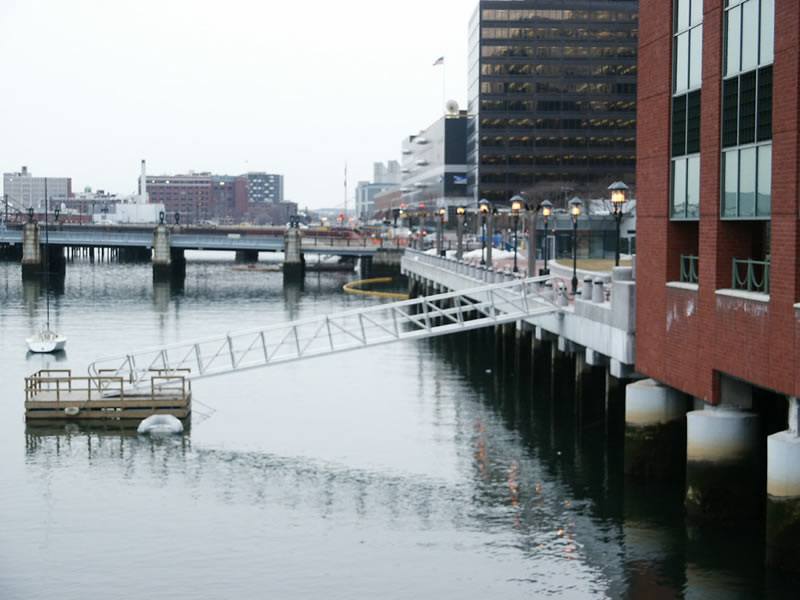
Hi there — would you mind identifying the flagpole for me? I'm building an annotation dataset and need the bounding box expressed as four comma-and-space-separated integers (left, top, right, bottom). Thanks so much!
442, 62, 446, 111
344, 161, 347, 223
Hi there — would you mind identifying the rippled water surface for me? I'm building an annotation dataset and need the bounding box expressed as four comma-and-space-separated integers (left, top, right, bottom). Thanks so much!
0, 253, 797, 599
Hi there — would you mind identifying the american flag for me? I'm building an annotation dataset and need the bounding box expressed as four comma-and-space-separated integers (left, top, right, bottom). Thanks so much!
432, 56, 444, 66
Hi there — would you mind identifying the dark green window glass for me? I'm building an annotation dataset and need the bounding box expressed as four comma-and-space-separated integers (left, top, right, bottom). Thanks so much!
738, 70, 757, 144
686, 90, 701, 153
757, 65, 772, 141
672, 94, 687, 156
722, 78, 739, 147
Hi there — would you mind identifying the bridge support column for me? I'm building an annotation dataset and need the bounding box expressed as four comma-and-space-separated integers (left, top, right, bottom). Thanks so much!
283, 227, 304, 281
21, 221, 41, 278
624, 378, 688, 481
766, 397, 800, 571
46, 244, 66, 277
359, 256, 372, 279
153, 224, 173, 280
235, 250, 259, 263
686, 386, 760, 518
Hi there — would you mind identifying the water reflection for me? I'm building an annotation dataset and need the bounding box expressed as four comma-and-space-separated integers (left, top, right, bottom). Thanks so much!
25, 349, 68, 363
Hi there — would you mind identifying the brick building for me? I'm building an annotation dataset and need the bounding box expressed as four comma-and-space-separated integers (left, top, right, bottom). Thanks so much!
635, 0, 795, 403
146, 172, 261, 223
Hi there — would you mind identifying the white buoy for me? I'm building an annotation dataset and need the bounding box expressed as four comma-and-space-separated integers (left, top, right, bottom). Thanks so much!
137, 414, 184, 435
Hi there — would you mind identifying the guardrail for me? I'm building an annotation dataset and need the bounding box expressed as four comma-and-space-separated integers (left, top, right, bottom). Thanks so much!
732, 258, 769, 293
680, 254, 699, 284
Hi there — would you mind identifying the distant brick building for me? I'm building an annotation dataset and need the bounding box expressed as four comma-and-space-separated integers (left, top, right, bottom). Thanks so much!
146, 172, 281, 224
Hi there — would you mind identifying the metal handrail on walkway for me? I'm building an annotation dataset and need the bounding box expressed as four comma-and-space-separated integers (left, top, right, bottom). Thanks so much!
88, 275, 560, 388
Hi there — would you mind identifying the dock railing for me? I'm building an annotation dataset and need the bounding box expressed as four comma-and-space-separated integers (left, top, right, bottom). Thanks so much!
25, 369, 190, 406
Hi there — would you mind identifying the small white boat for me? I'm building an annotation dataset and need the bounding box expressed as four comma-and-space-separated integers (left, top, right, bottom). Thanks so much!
137, 414, 184, 435
26, 327, 67, 353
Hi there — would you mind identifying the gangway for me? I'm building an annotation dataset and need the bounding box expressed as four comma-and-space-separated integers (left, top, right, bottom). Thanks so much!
88, 275, 561, 389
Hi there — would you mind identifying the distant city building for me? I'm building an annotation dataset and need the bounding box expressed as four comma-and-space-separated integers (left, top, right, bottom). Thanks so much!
146, 172, 254, 223
373, 160, 402, 184
352, 161, 402, 220
355, 181, 397, 220
400, 112, 471, 213
245, 172, 284, 204
212, 175, 249, 222
373, 187, 404, 220
467, 0, 639, 206
146, 173, 215, 224
3, 166, 72, 211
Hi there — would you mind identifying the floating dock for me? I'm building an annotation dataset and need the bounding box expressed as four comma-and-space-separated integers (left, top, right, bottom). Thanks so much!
25, 369, 191, 423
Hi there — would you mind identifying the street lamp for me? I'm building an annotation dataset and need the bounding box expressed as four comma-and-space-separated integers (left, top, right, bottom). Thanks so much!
540, 199, 552, 275
608, 181, 629, 266
456, 206, 465, 260
568, 197, 583, 294
479, 199, 489, 265
438, 207, 446, 256
510, 195, 523, 273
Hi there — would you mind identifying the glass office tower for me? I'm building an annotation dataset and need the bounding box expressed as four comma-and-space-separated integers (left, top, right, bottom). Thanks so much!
466, 0, 639, 206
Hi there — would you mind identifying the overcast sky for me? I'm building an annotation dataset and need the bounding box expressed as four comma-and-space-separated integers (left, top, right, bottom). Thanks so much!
0, 0, 476, 210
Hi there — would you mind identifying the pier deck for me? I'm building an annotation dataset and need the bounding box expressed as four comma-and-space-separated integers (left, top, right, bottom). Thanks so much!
24, 369, 191, 422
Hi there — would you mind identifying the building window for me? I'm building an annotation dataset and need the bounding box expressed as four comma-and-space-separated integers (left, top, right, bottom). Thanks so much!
672, 155, 700, 219
724, 0, 774, 77
721, 0, 773, 219
670, 1, 702, 220
722, 144, 771, 217
674, 0, 702, 94
722, 66, 772, 147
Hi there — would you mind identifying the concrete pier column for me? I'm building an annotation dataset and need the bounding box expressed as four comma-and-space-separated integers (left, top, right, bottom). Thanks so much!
765, 397, 800, 571
685, 405, 760, 518
21, 221, 41, 278
46, 244, 66, 277
283, 227, 304, 281
359, 256, 372, 279
624, 379, 688, 480
152, 224, 172, 280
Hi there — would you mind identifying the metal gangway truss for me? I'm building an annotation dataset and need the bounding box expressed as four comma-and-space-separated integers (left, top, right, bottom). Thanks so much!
88, 275, 561, 389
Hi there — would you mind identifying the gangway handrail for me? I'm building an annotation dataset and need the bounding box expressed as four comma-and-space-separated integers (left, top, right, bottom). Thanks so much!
88, 275, 560, 389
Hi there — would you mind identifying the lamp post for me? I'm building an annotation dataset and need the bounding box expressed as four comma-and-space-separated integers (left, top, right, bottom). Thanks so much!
608, 181, 629, 266
540, 199, 552, 275
438, 207, 446, 256
456, 206, 465, 260
568, 197, 583, 294
479, 199, 489, 265
510, 195, 523, 272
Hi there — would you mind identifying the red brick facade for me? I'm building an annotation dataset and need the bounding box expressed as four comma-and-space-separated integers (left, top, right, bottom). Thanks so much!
636, 0, 800, 402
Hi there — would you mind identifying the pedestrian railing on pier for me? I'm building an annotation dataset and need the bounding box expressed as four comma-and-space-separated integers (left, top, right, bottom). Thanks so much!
88, 275, 560, 388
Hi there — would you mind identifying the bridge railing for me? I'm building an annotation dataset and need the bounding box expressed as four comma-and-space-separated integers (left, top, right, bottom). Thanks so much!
404, 248, 636, 333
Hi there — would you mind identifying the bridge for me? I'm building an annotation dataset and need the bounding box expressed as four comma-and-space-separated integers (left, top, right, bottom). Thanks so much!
87, 275, 561, 389
0, 222, 411, 280
0, 223, 387, 255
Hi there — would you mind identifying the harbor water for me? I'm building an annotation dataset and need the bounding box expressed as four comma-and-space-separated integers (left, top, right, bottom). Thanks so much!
0, 252, 797, 599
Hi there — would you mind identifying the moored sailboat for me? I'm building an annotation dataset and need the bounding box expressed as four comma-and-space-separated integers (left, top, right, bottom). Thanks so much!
26, 181, 67, 353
